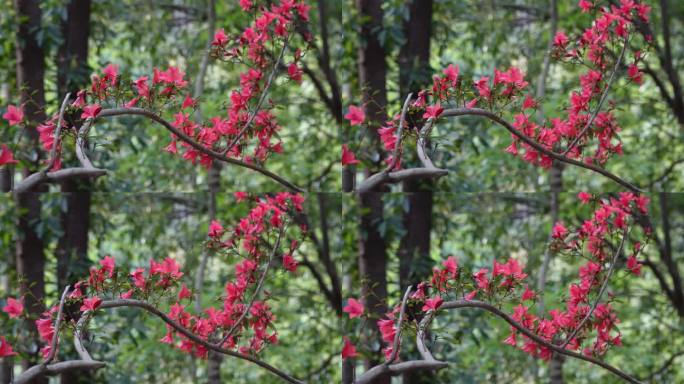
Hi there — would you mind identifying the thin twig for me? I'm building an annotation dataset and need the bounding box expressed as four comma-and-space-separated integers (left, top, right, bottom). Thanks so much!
219, 226, 285, 346
384, 93, 413, 172
223, 41, 289, 154
561, 227, 629, 348
43, 93, 71, 172
386, 285, 413, 364
44, 285, 72, 364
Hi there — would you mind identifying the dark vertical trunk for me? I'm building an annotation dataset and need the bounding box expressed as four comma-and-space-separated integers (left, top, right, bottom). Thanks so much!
205, 163, 223, 384
356, 1, 389, 382
14, 1, 47, 381
57, 0, 91, 98
547, 163, 564, 384
56, 180, 91, 291
397, 0, 434, 293
55, 4, 92, 382
358, 192, 388, 370
1, 170, 14, 384
397, 9, 435, 381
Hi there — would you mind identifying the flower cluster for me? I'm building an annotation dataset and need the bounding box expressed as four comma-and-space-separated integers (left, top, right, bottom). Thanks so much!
2, 192, 306, 361
2, 1, 310, 172
342, 192, 649, 364
341, 1, 651, 172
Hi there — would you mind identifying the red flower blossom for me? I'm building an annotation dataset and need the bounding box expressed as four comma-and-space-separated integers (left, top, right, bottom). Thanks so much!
423, 103, 444, 120
553, 31, 569, 48
442, 64, 459, 87
442, 256, 458, 279
80, 296, 103, 312
212, 28, 228, 47
0, 144, 18, 166
0, 337, 17, 357
3, 297, 24, 318
422, 296, 444, 312
81, 104, 102, 120
344, 105, 365, 126
178, 284, 192, 300
208, 220, 224, 238
282, 254, 298, 272
102, 63, 119, 87
552, 222, 568, 239
341, 337, 358, 359
343, 298, 364, 319
341, 144, 360, 165
100, 255, 116, 278
627, 64, 643, 85
578, 192, 592, 204
626, 256, 641, 276
287, 63, 302, 83
3, 105, 24, 126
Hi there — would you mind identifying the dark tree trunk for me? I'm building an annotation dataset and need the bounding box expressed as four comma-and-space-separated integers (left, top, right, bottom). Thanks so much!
57, 0, 91, 98
397, 7, 436, 380
54, 4, 92, 382
14, 1, 47, 381
397, 0, 434, 293
358, 191, 388, 371
356, 1, 389, 382
55, 0, 92, 298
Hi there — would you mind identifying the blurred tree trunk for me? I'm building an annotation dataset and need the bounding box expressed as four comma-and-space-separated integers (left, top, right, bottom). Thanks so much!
356, 0, 389, 382
397, 0, 434, 292
0, 169, 14, 383
55, 3, 93, 382
55, 0, 92, 292
14, 1, 47, 382
397, 2, 434, 382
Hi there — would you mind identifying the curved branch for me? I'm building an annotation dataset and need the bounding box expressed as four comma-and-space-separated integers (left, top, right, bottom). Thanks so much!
13, 167, 107, 194
76, 118, 95, 169
96, 299, 302, 384
13, 360, 106, 384
95, 108, 303, 192
353, 360, 448, 384
384, 93, 413, 172
439, 300, 642, 384
439, 108, 642, 192
44, 286, 72, 364
356, 167, 448, 194
43, 93, 71, 172
386, 285, 413, 364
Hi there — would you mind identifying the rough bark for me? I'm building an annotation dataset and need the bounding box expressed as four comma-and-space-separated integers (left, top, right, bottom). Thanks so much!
55, 4, 93, 382
356, 1, 389, 382
56, 0, 91, 98
14, 1, 47, 381
397, 5, 434, 380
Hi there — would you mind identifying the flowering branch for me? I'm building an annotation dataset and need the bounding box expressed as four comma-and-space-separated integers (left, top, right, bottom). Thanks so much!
561, 227, 628, 348
101, 299, 302, 384
43, 286, 71, 364
224, 41, 290, 155
355, 299, 642, 384
219, 227, 285, 347
438, 107, 642, 192
94, 108, 303, 192
43, 93, 71, 172
386, 285, 413, 364
562, 36, 630, 156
